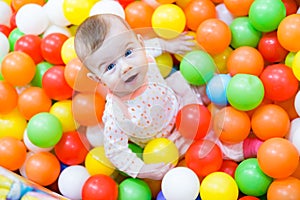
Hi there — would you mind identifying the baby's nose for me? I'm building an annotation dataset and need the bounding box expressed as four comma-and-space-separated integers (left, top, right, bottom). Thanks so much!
122, 66, 132, 74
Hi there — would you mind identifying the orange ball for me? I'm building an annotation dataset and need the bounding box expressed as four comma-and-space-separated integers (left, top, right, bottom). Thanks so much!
0, 136, 27, 171
213, 106, 251, 144
72, 92, 106, 126
196, 18, 231, 55
277, 14, 300, 52
224, 0, 254, 16
267, 177, 300, 200
251, 104, 290, 140
184, 0, 216, 31
1, 51, 36, 86
25, 152, 61, 186
257, 137, 299, 179
227, 46, 264, 76
125, 1, 154, 29
12, 0, 45, 11
17, 87, 52, 120
0, 81, 18, 114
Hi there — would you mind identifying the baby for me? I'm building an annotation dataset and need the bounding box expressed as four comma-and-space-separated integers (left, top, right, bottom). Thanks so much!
75, 14, 201, 180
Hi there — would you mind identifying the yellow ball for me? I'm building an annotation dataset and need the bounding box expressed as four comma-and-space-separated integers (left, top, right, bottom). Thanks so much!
2, 0, 11, 5
143, 138, 179, 166
61, 36, 76, 65
212, 46, 233, 74
49, 100, 78, 133
155, 52, 173, 78
85, 146, 115, 176
63, 0, 94, 25
152, 4, 186, 39
200, 172, 239, 200
0, 109, 27, 140
292, 50, 300, 80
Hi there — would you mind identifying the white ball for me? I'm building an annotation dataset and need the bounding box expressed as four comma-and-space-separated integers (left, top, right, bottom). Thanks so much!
0, 32, 9, 58
216, 3, 234, 26
89, 0, 125, 19
86, 124, 104, 147
19, 152, 34, 178
294, 90, 300, 116
58, 165, 90, 200
23, 129, 53, 153
43, 24, 72, 38
0, 1, 12, 26
43, 0, 71, 27
16, 3, 50, 35
162, 167, 200, 200
287, 118, 300, 154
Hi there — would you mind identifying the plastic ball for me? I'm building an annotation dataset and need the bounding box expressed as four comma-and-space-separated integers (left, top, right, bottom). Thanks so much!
213, 106, 251, 144
1, 51, 36, 86
89, 0, 125, 19
227, 46, 264, 76
196, 18, 231, 55
277, 14, 300, 52
86, 125, 104, 147
234, 158, 272, 196
0, 109, 27, 140
25, 151, 61, 186
229, 17, 262, 49
143, 138, 179, 166
226, 74, 264, 111
248, 0, 286, 32
200, 172, 239, 200
180, 50, 216, 86
50, 100, 78, 132
258, 31, 289, 63
23, 130, 53, 153
0, 32, 9, 58
42, 66, 73, 101
119, 178, 152, 200
54, 131, 88, 165
30, 61, 53, 88
184, 0, 216, 31
85, 146, 115, 176
292, 50, 300, 80
15, 3, 49, 35
224, 0, 254, 17
206, 74, 231, 106
251, 104, 290, 140
0, 1, 12, 26
155, 53, 173, 78
212, 46, 232, 74
58, 165, 90, 199
72, 92, 106, 126
267, 176, 300, 200
17, 86, 52, 120
260, 63, 298, 101
8, 28, 24, 51
219, 160, 238, 178
26, 112, 63, 148
286, 51, 296, 68
152, 4, 186, 39
82, 174, 118, 200
43, 24, 72, 38
185, 139, 223, 177
175, 103, 211, 140
161, 167, 200, 200
0, 80, 18, 114
43, 0, 71, 27
0, 136, 27, 171
257, 137, 299, 179
125, 1, 154, 29
63, 0, 94, 25
11, 0, 45, 11
41, 33, 68, 65
61, 36, 76, 65
0, 24, 12, 37
282, 0, 298, 16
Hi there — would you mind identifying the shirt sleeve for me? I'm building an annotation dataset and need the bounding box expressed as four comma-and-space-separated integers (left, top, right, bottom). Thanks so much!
144, 38, 163, 57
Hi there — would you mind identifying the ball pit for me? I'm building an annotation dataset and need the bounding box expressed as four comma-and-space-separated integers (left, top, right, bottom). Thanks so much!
1, 0, 300, 199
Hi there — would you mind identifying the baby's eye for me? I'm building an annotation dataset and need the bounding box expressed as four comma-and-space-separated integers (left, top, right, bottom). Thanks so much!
107, 63, 116, 71
125, 49, 133, 57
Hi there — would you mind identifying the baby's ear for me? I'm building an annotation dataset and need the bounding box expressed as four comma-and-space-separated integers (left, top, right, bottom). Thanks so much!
87, 72, 101, 82
137, 34, 145, 47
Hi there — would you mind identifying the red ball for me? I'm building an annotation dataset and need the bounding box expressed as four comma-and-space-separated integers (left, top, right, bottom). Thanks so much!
239, 196, 259, 200
54, 131, 89, 165
282, 0, 298, 16
176, 104, 211, 140
14, 34, 43, 64
42, 66, 73, 100
82, 174, 118, 200
41, 33, 68, 65
0, 24, 11, 37
185, 139, 223, 177
258, 31, 288, 63
219, 160, 238, 178
260, 63, 298, 101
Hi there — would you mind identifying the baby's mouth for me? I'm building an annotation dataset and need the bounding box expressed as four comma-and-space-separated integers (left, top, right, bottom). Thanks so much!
125, 74, 138, 83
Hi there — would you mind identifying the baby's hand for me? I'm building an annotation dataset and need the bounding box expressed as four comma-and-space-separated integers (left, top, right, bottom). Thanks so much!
137, 163, 174, 180
159, 32, 196, 55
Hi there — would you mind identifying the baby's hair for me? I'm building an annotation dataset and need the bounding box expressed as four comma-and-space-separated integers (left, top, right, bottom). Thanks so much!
74, 14, 132, 63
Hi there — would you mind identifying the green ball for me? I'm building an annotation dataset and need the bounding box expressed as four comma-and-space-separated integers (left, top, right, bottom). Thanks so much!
8, 28, 24, 51
27, 112, 63, 148
180, 50, 216, 86
230, 17, 262, 49
119, 178, 152, 200
226, 74, 264, 111
31, 61, 53, 87
249, 0, 286, 32
235, 158, 273, 197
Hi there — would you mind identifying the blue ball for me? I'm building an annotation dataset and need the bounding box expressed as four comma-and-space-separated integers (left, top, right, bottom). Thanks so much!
206, 74, 231, 106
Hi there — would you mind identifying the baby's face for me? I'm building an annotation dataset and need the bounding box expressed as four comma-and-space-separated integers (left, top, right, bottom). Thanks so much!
84, 19, 149, 98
